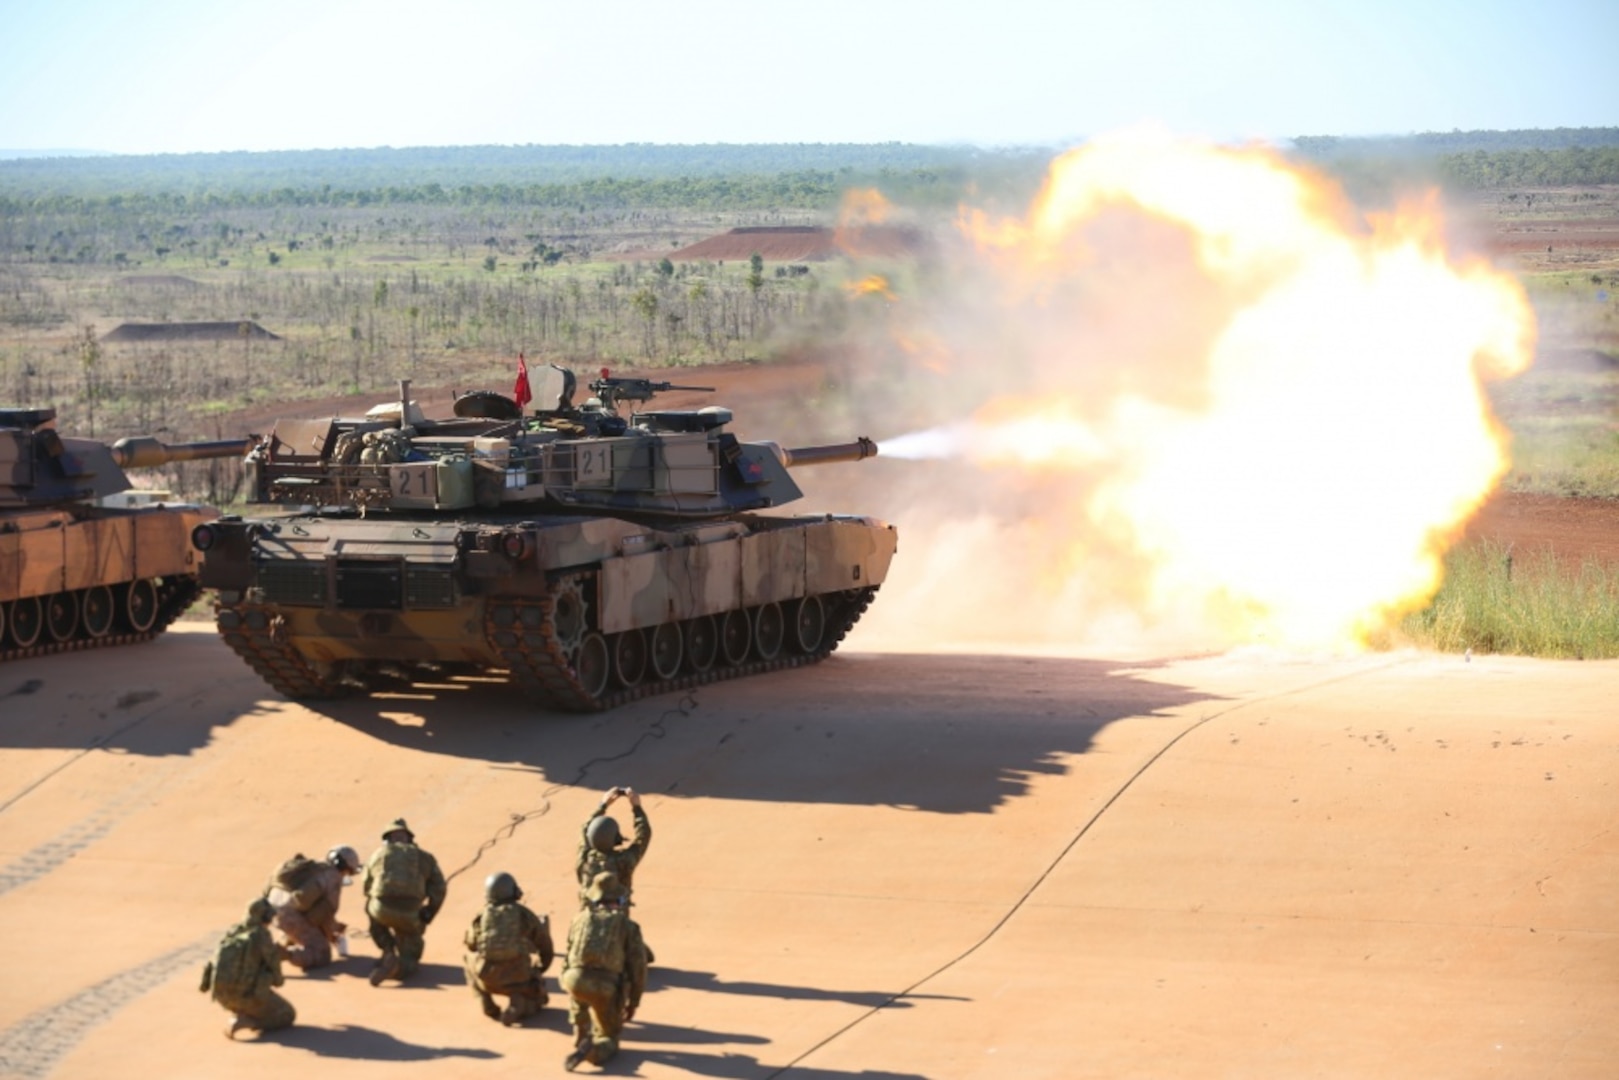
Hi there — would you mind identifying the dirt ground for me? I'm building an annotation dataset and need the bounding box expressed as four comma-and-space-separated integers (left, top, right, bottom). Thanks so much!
0, 626, 1613, 1080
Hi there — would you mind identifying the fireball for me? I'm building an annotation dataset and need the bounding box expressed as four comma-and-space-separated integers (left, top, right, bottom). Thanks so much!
860, 130, 1534, 653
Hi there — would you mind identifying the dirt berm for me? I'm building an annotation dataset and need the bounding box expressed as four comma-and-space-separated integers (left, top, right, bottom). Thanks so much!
0, 627, 1613, 1078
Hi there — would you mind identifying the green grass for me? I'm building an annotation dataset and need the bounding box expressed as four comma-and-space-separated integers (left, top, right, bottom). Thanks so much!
1391, 541, 1619, 658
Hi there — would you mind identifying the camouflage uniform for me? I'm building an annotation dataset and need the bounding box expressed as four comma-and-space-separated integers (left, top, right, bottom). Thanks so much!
463, 895, 555, 1025
576, 804, 651, 899
361, 819, 447, 983
201, 898, 295, 1038
561, 873, 647, 1071
266, 849, 355, 970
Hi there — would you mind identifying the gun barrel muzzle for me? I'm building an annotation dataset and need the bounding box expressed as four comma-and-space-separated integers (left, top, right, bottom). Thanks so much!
780, 437, 879, 468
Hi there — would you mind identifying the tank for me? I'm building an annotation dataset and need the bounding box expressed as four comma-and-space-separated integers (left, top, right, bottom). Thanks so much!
193, 365, 898, 710
0, 407, 250, 659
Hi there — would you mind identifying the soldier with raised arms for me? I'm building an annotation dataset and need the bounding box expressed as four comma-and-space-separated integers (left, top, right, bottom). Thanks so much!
577, 786, 651, 899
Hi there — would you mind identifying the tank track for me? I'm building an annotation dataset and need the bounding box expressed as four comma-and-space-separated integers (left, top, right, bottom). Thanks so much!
485, 579, 880, 712
0, 577, 200, 665
212, 600, 356, 701
487, 582, 879, 713
212, 584, 878, 709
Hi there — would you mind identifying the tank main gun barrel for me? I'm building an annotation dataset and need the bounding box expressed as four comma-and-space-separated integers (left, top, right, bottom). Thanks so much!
775, 437, 879, 468
110, 436, 252, 469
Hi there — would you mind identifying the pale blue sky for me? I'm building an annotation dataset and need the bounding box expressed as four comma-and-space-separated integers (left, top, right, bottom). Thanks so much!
1, 0, 1613, 155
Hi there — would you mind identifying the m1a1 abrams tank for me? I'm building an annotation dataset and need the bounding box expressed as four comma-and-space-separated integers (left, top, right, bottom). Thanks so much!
1, 408, 249, 659
193, 364, 897, 710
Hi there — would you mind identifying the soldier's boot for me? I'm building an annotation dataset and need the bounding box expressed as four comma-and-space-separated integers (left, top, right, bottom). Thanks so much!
226, 1016, 250, 1040
564, 1029, 591, 1072
369, 947, 399, 987
480, 992, 501, 1021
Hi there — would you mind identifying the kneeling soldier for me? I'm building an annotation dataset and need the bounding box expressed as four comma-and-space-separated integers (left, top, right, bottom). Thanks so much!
561, 872, 647, 1071
201, 897, 294, 1039
463, 871, 555, 1025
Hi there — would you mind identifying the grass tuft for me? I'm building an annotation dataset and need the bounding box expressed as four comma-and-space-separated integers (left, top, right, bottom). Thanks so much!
1388, 540, 1619, 658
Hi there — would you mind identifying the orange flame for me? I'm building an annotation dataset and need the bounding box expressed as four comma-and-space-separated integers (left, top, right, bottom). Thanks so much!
844, 274, 896, 301
853, 130, 1535, 654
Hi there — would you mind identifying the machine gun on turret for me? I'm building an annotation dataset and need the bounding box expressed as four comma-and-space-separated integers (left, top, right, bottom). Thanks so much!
587, 373, 715, 414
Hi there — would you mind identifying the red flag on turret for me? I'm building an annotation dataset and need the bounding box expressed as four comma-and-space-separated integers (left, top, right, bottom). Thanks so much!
513, 352, 533, 410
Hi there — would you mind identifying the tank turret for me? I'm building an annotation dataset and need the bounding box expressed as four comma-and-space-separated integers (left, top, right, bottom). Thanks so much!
196, 364, 899, 711
232, 370, 877, 521
0, 408, 249, 659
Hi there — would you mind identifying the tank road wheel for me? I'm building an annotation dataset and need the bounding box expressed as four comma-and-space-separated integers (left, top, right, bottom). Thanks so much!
650, 622, 683, 681
8, 597, 43, 649
573, 632, 611, 700
752, 602, 785, 661
550, 578, 589, 655
683, 615, 719, 673
121, 579, 160, 634
80, 586, 117, 639
719, 608, 751, 667
612, 629, 648, 688
790, 594, 825, 654
45, 591, 79, 643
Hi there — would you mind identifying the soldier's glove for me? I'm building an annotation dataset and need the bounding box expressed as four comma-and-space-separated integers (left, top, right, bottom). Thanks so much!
199, 961, 213, 993
421, 907, 437, 927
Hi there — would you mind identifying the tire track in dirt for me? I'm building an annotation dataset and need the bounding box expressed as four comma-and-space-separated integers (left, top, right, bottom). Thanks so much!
0, 937, 215, 1080
0, 764, 180, 899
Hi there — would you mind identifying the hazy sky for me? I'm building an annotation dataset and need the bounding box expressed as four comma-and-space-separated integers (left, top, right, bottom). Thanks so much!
1, 0, 1613, 155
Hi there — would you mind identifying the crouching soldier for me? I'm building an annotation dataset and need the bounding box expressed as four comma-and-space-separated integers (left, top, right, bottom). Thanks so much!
200, 897, 294, 1039
561, 872, 647, 1072
362, 818, 447, 985
265, 845, 361, 970
463, 871, 555, 1025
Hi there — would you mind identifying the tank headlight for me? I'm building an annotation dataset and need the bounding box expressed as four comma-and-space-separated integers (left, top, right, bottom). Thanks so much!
191, 524, 217, 552
501, 532, 531, 560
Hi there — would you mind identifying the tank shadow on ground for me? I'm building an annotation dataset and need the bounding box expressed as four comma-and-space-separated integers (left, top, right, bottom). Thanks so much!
299, 653, 1220, 815
0, 633, 286, 760
648, 966, 963, 1008
268, 1022, 501, 1062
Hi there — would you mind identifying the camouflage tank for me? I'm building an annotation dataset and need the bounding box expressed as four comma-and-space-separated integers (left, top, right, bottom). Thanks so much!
0, 407, 248, 660
193, 365, 897, 710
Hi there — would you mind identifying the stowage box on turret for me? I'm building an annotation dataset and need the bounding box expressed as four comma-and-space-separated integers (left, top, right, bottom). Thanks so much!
0, 408, 248, 659
193, 365, 898, 710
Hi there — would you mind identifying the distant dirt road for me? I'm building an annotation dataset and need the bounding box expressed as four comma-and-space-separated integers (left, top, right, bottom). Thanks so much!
0, 627, 1613, 1079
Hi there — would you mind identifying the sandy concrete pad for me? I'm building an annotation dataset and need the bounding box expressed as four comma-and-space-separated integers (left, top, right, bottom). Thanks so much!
0, 628, 1613, 1079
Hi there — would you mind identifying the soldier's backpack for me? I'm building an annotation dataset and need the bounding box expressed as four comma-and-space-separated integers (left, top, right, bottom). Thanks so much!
272, 853, 323, 911
479, 903, 529, 962
376, 842, 424, 900
572, 907, 628, 971
210, 928, 259, 995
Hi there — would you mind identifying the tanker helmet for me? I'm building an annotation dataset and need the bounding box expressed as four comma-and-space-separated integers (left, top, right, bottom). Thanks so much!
485, 871, 522, 904
328, 845, 361, 874
586, 815, 621, 853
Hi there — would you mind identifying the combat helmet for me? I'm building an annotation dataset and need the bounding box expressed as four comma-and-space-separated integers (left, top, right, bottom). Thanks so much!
328, 845, 361, 873
586, 815, 621, 853
246, 897, 275, 925
585, 872, 629, 906
382, 818, 414, 842
485, 871, 522, 904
